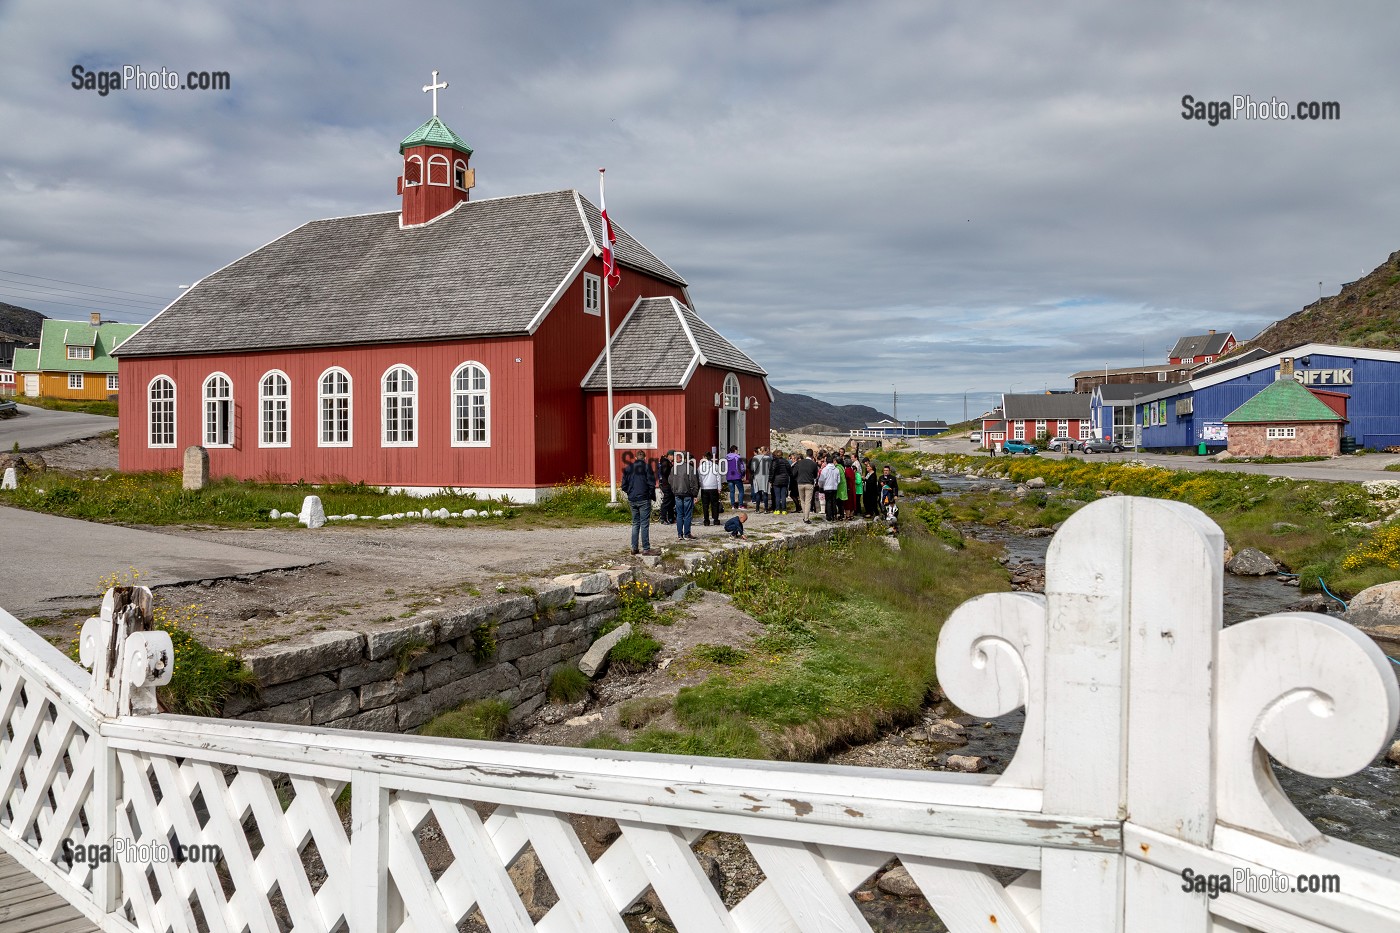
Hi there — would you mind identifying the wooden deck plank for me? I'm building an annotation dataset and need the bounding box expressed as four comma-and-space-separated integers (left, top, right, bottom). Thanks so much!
0, 849, 99, 933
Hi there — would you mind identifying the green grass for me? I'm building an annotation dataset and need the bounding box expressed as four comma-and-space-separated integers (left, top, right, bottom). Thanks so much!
0, 472, 630, 528
589, 523, 1009, 761
921, 453, 1391, 597
608, 631, 662, 673
900, 477, 942, 496
1385, 464, 1400, 473
617, 696, 671, 729
418, 699, 511, 741
14, 396, 118, 417
547, 667, 592, 703
690, 643, 748, 666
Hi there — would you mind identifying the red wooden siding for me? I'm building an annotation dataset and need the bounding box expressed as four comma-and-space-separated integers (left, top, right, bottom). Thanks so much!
584, 390, 687, 483
530, 258, 685, 485
684, 366, 770, 459
993, 419, 1092, 443
400, 144, 469, 226
118, 337, 538, 489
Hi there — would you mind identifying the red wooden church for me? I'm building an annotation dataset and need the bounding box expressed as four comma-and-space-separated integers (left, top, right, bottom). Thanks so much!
115, 79, 769, 502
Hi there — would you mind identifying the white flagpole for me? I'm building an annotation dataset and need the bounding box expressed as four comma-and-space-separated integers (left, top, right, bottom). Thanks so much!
600, 168, 618, 505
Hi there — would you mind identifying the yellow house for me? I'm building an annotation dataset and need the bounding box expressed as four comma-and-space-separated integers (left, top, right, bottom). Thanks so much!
12, 313, 140, 400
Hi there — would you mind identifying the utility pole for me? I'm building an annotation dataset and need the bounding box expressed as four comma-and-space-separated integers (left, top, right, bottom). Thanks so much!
892, 385, 898, 423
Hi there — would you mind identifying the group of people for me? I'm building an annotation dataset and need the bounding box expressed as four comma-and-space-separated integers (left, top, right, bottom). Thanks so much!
620, 445, 899, 554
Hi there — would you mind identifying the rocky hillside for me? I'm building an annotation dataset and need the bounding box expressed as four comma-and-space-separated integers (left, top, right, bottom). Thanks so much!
0, 301, 44, 340
1246, 249, 1400, 352
770, 388, 893, 431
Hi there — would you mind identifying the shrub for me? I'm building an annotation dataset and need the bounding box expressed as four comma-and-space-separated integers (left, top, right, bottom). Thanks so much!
419, 699, 511, 741
548, 666, 591, 703
469, 621, 498, 661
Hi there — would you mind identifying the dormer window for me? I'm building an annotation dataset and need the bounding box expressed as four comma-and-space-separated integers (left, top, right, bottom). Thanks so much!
454, 159, 469, 191
404, 155, 423, 186
67, 346, 92, 360
583, 273, 601, 316
427, 154, 449, 186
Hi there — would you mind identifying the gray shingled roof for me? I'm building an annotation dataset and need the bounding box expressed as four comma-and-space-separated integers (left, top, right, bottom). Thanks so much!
1002, 393, 1091, 420
582, 297, 766, 390
1169, 332, 1232, 360
116, 190, 685, 358
1096, 384, 1157, 403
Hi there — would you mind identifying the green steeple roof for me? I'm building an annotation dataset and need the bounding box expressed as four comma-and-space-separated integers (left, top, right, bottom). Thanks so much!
1222, 376, 1343, 424
399, 116, 473, 156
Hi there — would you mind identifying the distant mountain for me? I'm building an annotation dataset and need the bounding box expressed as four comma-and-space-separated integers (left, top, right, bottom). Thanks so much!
770, 388, 893, 431
0, 301, 44, 340
1245, 249, 1400, 352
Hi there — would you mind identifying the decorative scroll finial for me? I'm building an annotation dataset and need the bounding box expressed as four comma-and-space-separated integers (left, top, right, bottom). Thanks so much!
79, 586, 174, 717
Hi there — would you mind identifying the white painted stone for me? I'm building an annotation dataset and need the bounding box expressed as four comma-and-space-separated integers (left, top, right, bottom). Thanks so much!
298, 495, 326, 529
378, 514, 393, 520
344, 514, 357, 521
492, 510, 504, 517
450, 512, 460, 518
2, 466, 16, 490
393, 512, 405, 519
579, 622, 632, 678
464, 509, 478, 517
269, 509, 281, 519
327, 515, 342, 521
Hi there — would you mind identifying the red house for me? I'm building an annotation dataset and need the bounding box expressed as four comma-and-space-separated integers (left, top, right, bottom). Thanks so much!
114, 103, 769, 502
982, 394, 1092, 448
1168, 330, 1236, 366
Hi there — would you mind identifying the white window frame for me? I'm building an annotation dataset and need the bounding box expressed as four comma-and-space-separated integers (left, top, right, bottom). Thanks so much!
67, 346, 92, 360
583, 273, 601, 316
148, 375, 176, 448
67, 373, 84, 390
1079, 419, 1091, 438
1013, 422, 1026, 441
453, 159, 469, 191
615, 403, 657, 449
427, 154, 450, 186
1057, 419, 1069, 438
1266, 426, 1297, 440
1034, 419, 1046, 438
203, 372, 234, 447
451, 361, 490, 447
318, 367, 353, 448
1158, 371, 1167, 381
381, 364, 418, 447
723, 373, 740, 410
404, 154, 423, 187
258, 370, 291, 448
106, 374, 119, 391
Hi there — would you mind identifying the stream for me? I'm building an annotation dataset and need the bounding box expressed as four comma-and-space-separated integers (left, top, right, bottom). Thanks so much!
880, 473, 1400, 858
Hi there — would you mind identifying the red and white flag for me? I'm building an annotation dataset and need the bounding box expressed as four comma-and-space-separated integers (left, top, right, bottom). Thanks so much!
598, 168, 620, 289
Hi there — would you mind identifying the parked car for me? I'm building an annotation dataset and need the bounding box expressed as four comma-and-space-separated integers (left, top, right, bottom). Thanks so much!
969, 430, 983, 443
1001, 439, 1038, 455
1079, 437, 1125, 454
1046, 435, 1076, 451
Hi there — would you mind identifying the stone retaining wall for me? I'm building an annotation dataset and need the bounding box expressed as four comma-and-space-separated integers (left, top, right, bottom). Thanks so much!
224, 578, 659, 731
223, 519, 859, 733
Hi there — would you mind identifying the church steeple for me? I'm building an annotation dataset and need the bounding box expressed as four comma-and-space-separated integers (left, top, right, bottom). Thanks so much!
397, 71, 474, 226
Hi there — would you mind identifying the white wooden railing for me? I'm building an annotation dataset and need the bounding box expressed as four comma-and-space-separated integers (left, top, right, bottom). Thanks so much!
2, 496, 1398, 932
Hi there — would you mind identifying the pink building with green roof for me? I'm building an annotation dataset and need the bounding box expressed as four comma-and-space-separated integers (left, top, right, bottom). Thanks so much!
1221, 359, 1345, 457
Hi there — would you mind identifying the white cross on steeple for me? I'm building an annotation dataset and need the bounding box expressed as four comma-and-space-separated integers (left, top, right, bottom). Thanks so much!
422, 70, 448, 117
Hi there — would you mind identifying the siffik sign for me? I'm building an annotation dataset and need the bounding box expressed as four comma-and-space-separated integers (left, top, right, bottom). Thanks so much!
1293, 368, 1353, 386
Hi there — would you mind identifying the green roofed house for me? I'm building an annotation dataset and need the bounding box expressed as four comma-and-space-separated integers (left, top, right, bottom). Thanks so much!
1221, 357, 1345, 457
11, 313, 140, 400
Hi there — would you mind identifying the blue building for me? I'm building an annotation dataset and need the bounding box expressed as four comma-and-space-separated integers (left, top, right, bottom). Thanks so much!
1128, 344, 1400, 452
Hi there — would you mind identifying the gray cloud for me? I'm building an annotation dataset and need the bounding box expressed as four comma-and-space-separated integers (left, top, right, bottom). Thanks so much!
3, 0, 1398, 420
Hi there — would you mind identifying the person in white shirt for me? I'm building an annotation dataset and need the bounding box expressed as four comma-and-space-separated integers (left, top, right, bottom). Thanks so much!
818, 455, 842, 522
699, 452, 723, 526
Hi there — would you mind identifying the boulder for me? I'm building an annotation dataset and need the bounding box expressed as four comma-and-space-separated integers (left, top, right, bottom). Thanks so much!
1345, 581, 1400, 630
299, 495, 326, 529
1389, 740, 1400, 766
876, 865, 922, 898
945, 754, 986, 773
182, 445, 209, 491
578, 623, 631, 678
1026, 477, 1047, 489
1226, 547, 1278, 576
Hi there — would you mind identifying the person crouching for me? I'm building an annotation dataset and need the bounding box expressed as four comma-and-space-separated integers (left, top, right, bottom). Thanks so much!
724, 511, 748, 537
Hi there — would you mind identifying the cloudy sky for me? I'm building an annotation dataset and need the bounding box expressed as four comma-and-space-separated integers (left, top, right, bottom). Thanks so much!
2, 1, 1398, 422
